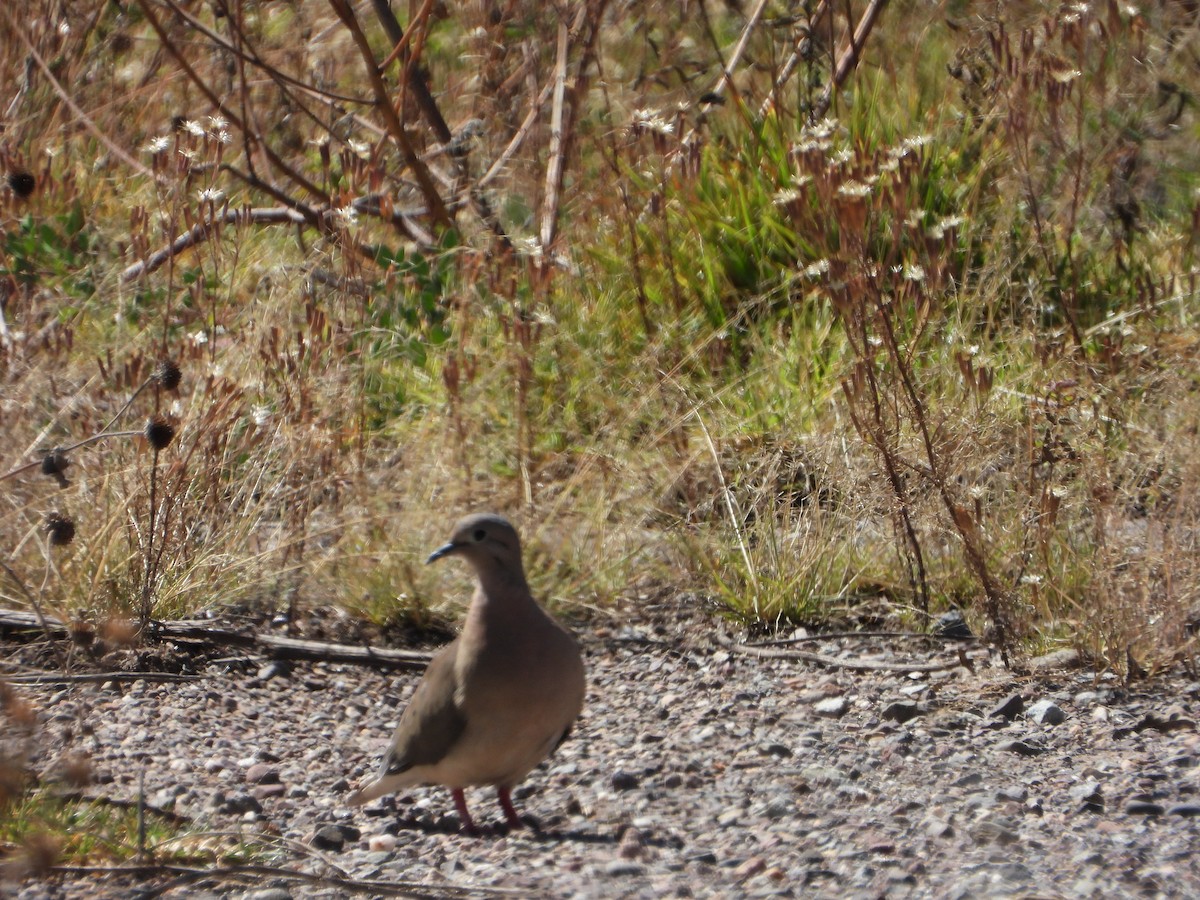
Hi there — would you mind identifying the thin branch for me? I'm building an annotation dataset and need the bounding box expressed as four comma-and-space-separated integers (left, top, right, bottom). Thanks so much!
747, 630, 978, 647
477, 83, 555, 190
370, 0, 454, 145
636, 0, 770, 224
132, 0, 330, 206
714, 627, 965, 673
0, 564, 67, 670
156, 0, 373, 105
3, 671, 201, 684
708, 0, 773, 103
121, 207, 307, 283
539, 14, 571, 257
0, 609, 430, 670
759, 0, 831, 117
2, 7, 151, 178
538, 1, 608, 264
810, 0, 891, 121
327, 0, 451, 228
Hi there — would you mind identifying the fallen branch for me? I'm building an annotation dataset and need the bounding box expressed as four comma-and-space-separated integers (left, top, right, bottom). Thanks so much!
714, 627, 965, 673
49, 862, 521, 898
0, 609, 430, 670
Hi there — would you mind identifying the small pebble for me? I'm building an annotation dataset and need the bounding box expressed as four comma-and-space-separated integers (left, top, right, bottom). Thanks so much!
603, 860, 645, 877
733, 856, 766, 879
881, 701, 924, 724
1026, 699, 1066, 726
245, 762, 280, 784
367, 833, 398, 852
815, 697, 849, 718
1125, 801, 1165, 816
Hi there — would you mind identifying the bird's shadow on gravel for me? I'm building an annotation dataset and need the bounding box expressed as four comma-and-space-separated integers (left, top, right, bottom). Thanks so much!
389, 814, 620, 845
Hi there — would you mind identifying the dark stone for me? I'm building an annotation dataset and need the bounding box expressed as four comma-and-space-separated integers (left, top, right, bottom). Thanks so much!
220, 793, 262, 815
251, 783, 287, 801
995, 739, 1044, 757
1026, 699, 1066, 726
311, 823, 360, 851
245, 763, 280, 785
989, 694, 1024, 720
1168, 804, 1200, 817
611, 770, 640, 791
1069, 781, 1104, 813
881, 702, 924, 724
1125, 801, 1165, 816
936, 610, 973, 639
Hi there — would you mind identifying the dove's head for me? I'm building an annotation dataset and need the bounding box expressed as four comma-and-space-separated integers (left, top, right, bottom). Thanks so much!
427, 514, 526, 582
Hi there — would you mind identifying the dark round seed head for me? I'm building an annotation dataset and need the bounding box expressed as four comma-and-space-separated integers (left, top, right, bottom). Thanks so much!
44, 512, 76, 546
145, 416, 177, 450
40, 449, 70, 486
7, 171, 35, 198
154, 358, 182, 391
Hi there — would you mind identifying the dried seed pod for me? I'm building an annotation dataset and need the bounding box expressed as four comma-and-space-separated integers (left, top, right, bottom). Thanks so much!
40, 449, 70, 487
154, 358, 182, 391
44, 512, 76, 546
145, 416, 176, 450
58, 753, 93, 788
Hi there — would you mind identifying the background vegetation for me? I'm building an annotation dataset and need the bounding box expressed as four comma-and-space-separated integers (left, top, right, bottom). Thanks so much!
2, 0, 1200, 778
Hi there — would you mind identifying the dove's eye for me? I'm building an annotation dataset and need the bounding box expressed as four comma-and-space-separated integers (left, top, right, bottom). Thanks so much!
473, 529, 487, 542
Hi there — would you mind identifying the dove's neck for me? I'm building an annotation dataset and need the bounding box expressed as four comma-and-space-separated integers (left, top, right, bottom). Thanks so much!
460, 568, 540, 654
477, 558, 527, 594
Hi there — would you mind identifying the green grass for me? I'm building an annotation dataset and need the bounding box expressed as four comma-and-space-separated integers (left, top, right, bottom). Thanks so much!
0, 789, 271, 871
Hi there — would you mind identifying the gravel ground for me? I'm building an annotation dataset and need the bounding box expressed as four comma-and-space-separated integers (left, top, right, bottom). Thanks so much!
6, 604, 1200, 899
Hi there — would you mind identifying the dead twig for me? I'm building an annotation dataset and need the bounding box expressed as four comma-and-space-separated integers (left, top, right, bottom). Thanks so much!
810, 0, 891, 121
327, 0, 451, 228
537, 0, 608, 266
538, 12, 572, 260
2, 672, 202, 685
746, 629, 978, 648
759, 0, 831, 118
714, 626, 965, 673
2, 7, 151, 178
0, 564, 67, 670
132, 0, 331, 206
121, 207, 307, 283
